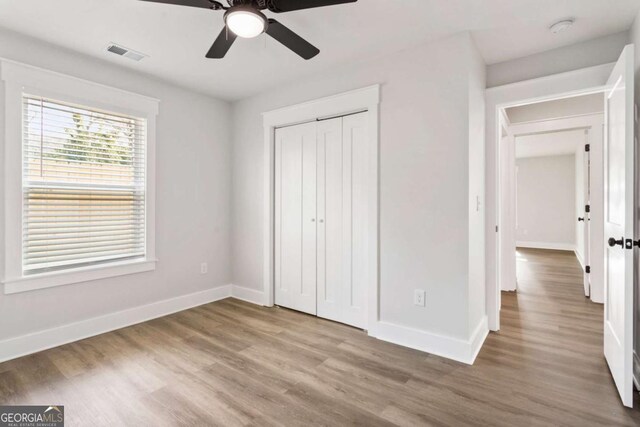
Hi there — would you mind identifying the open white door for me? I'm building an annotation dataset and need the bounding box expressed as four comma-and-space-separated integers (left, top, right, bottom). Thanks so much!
603, 45, 635, 408
582, 138, 591, 297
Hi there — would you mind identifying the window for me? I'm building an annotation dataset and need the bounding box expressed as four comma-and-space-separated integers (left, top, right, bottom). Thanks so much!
1, 59, 158, 294
22, 95, 146, 274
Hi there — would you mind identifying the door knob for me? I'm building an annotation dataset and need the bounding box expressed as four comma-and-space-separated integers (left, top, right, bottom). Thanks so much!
608, 237, 624, 248
578, 217, 585, 222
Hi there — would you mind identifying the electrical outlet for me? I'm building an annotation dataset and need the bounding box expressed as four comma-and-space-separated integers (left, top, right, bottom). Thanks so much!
200, 262, 208, 274
414, 289, 426, 307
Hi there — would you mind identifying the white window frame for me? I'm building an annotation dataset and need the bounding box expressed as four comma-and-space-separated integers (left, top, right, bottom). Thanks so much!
1, 59, 159, 294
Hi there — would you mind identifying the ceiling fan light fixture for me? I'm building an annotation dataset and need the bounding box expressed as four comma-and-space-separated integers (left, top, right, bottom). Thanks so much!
225, 8, 267, 39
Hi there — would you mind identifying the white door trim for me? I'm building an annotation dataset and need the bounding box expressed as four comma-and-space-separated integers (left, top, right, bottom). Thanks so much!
262, 85, 380, 332
485, 62, 614, 331
510, 115, 605, 302
504, 114, 606, 306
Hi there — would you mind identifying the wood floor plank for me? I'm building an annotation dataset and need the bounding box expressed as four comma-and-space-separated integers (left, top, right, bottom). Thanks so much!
1, 247, 639, 425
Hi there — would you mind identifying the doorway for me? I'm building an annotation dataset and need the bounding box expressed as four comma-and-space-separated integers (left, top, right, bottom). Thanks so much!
498, 94, 606, 303
490, 44, 636, 408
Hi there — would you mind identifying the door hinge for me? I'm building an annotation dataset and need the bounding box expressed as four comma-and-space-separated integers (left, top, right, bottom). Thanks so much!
585, 144, 590, 152
585, 265, 591, 274
585, 204, 590, 213
496, 225, 499, 232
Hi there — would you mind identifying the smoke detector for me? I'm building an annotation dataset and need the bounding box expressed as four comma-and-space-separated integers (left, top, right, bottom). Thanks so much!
106, 43, 148, 62
549, 19, 574, 34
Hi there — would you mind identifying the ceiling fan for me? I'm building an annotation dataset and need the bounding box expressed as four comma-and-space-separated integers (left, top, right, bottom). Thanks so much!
139, 0, 358, 60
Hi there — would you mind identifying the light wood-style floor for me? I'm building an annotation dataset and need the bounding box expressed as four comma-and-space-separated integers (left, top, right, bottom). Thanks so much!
1, 248, 639, 425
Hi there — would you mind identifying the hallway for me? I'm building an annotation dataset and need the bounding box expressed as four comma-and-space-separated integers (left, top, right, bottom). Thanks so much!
478, 248, 640, 424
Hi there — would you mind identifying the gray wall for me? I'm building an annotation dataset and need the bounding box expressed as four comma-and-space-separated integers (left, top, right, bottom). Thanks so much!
231, 32, 486, 341
487, 32, 629, 88
0, 28, 232, 341
515, 155, 576, 247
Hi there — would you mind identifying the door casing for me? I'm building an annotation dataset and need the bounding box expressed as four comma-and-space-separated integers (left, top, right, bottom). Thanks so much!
500, 114, 606, 305
486, 62, 613, 331
263, 85, 380, 333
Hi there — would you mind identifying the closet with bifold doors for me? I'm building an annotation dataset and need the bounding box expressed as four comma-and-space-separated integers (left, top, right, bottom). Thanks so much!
274, 111, 368, 329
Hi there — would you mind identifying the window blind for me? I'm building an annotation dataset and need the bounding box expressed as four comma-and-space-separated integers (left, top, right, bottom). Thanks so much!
22, 95, 146, 274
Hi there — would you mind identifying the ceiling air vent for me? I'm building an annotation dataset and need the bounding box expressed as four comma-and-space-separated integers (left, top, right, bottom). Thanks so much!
106, 43, 148, 62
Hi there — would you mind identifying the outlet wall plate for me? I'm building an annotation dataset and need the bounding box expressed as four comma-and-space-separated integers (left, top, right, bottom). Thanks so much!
414, 289, 426, 307
200, 263, 208, 274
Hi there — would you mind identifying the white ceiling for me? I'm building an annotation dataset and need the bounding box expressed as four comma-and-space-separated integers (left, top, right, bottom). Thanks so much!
516, 129, 585, 159
0, 0, 638, 101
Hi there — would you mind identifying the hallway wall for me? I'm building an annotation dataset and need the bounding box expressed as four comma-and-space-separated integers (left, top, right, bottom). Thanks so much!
515, 154, 576, 250
487, 31, 628, 87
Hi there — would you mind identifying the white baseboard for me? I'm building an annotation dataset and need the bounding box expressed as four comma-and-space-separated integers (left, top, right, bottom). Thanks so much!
516, 241, 575, 251
0, 285, 232, 364
468, 316, 490, 363
634, 351, 640, 390
230, 285, 266, 305
0, 281, 487, 368
574, 249, 584, 268
370, 315, 489, 365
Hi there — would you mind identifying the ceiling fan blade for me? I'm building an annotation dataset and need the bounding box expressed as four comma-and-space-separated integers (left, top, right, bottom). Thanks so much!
265, 19, 319, 60
138, 0, 215, 9
268, 0, 357, 13
206, 27, 237, 58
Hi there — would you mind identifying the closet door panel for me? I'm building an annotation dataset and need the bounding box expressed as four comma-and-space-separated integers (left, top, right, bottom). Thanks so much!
317, 118, 343, 322
317, 113, 368, 329
300, 126, 318, 314
343, 112, 368, 328
274, 122, 317, 315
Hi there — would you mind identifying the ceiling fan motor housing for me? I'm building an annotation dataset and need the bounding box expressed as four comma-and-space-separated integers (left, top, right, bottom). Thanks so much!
227, 0, 268, 9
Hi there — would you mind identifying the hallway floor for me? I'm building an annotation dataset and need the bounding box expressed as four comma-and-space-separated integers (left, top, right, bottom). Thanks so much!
490, 247, 640, 424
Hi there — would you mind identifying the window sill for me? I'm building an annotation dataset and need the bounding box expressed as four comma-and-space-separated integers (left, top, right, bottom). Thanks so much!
2, 258, 157, 294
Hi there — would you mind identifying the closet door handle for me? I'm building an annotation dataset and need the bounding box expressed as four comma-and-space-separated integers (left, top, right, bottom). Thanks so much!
319, 219, 324, 223
311, 219, 315, 222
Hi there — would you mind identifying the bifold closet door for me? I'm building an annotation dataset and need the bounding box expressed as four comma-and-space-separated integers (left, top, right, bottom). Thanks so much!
274, 122, 317, 315
317, 113, 368, 329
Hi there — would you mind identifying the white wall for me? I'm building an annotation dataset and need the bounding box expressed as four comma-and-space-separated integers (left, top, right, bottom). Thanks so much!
232, 32, 486, 347
487, 32, 628, 88
515, 155, 576, 249
0, 28, 232, 342
468, 40, 487, 334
